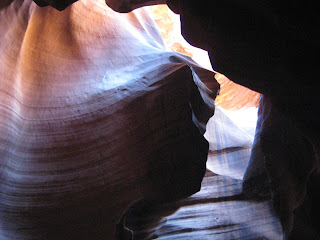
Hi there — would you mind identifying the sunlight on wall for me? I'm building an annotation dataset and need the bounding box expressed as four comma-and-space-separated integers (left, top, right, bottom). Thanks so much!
145, 4, 260, 179
146, 5, 213, 71
146, 5, 260, 111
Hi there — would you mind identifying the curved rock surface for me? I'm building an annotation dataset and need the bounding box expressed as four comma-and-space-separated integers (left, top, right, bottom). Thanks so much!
105, 0, 320, 238
0, 1, 219, 239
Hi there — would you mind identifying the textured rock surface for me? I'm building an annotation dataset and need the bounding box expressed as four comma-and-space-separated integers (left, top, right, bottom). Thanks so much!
106, 0, 320, 238
7, 0, 320, 239
0, 1, 219, 239
146, 5, 261, 110
120, 170, 283, 240
255, 95, 319, 238
242, 96, 270, 199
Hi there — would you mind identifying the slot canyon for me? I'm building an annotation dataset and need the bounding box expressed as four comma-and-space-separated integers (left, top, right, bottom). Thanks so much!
0, 0, 319, 239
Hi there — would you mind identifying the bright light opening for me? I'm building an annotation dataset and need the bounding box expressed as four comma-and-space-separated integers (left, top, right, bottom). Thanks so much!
146, 5, 261, 179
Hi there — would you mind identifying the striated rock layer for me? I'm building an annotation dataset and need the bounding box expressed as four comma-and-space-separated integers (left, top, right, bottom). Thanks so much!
0, 1, 219, 239
105, 0, 320, 238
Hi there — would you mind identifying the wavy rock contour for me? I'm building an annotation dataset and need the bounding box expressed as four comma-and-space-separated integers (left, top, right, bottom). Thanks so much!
0, 1, 219, 239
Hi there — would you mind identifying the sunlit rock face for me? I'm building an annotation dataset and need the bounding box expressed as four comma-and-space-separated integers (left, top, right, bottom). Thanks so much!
147, 5, 260, 110
147, 4, 319, 237
30, 0, 260, 110
0, 1, 219, 239
105, 0, 320, 238
5, 0, 320, 238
